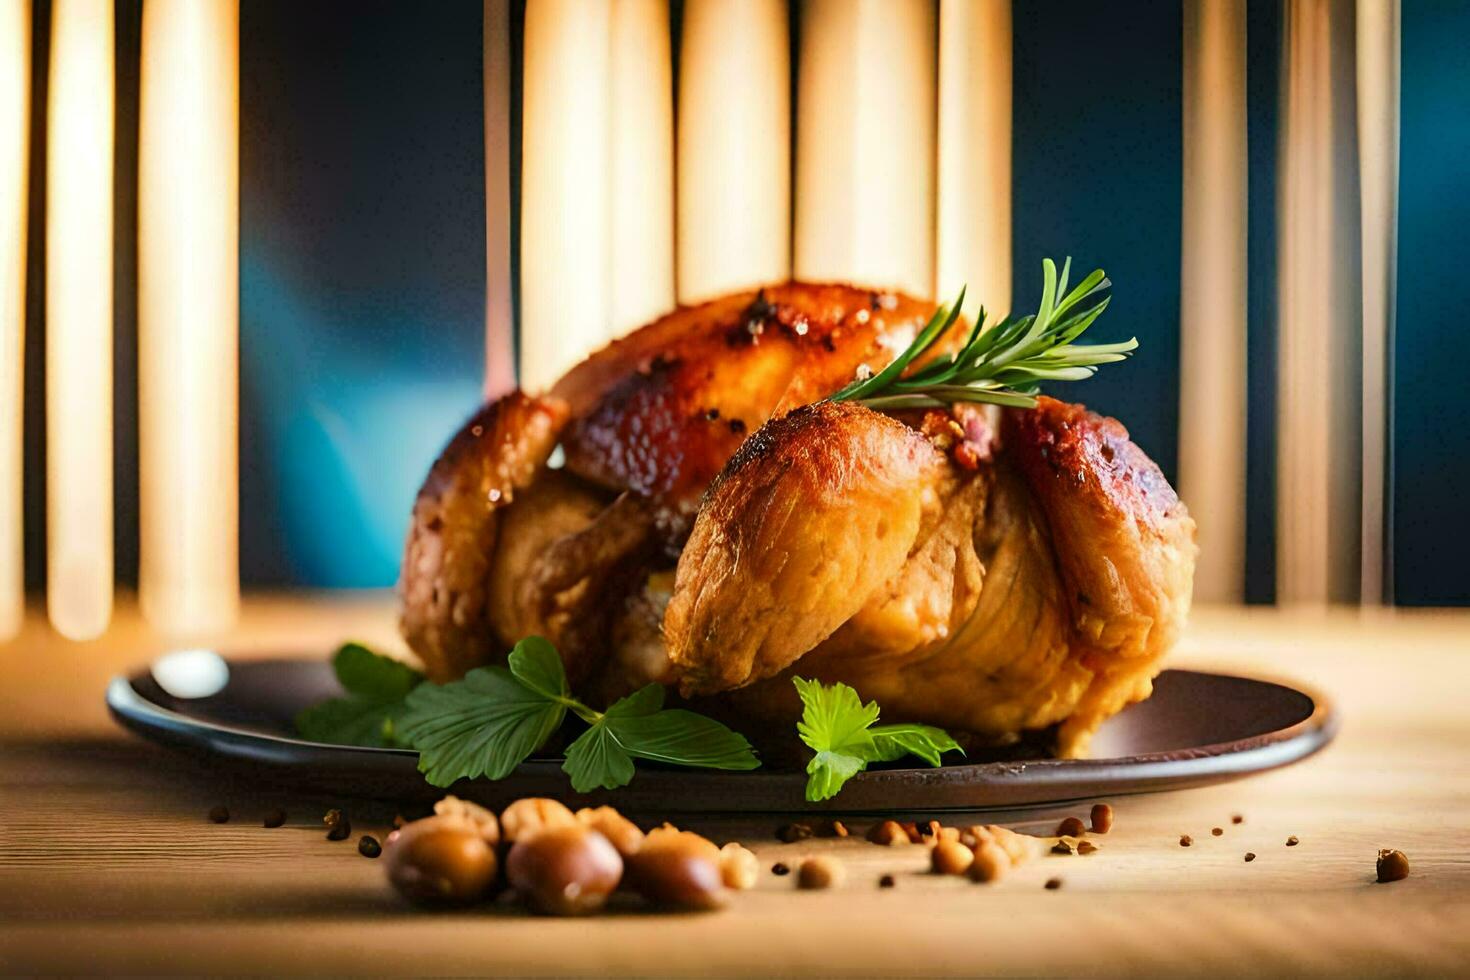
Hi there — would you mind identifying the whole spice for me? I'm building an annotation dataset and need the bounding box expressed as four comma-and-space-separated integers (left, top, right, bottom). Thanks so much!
1211, 827, 1224, 837
866, 820, 910, 846
777, 822, 813, 843
1090, 803, 1114, 834
1231, 814, 1244, 825
1179, 835, 1193, 847
385, 815, 499, 905
207, 805, 230, 824
1286, 836, 1300, 847
625, 828, 728, 910
797, 855, 845, 890
507, 824, 623, 916
262, 809, 287, 829
1376, 848, 1410, 883
1244, 852, 1257, 862
931, 840, 974, 876
771, 862, 791, 876
720, 842, 760, 890
1044, 877, 1063, 890
878, 874, 896, 889
358, 835, 382, 859
1056, 816, 1087, 838
969, 841, 1010, 883
501, 798, 575, 843
324, 809, 352, 841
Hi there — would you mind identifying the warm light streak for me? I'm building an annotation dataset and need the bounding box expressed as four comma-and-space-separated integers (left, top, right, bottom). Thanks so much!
0, 0, 29, 642
609, 0, 674, 335
1179, 0, 1247, 603
483, 0, 515, 398
519, 0, 611, 391
676, 0, 790, 304
46, 0, 114, 640
795, 0, 936, 298
936, 0, 1011, 319
137, 0, 240, 636
1355, 0, 1399, 605
1277, 0, 1361, 604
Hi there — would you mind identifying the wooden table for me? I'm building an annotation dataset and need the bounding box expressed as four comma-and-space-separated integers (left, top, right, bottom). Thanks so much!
2, 596, 1468, 976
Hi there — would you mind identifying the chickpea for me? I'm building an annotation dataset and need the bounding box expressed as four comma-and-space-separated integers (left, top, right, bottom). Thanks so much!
866, 820, 910, 846
1376, 848, 1410, 883
500, 797, 576, 843
931, 840, 974, 876
434, 795, 500, 845
626, 827, 729, 910
384, 815, 499, 905
505, 824, 623, 916
1090, 803, 1114, 834
797, 855, 846, 890
969, 841, 1010, 884
719, 842, 760, 890
576, 806, 644, 858
1056, 816, 1087, 838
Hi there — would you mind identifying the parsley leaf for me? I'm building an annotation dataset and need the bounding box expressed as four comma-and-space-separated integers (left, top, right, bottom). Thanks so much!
563, 683, 760, 793
396, 638, 573, 787
794, 677, 962, 802
294, 643, 426, 748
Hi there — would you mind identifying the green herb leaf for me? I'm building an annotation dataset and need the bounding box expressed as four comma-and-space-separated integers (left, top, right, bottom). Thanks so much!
332, 642, 424, 700
793, 677, 962, 802
294, 643, 426, 748
561, 683, 760, 793
397, 652, 567, 788
508, 635, 572, 702
830, 258, 1136, 411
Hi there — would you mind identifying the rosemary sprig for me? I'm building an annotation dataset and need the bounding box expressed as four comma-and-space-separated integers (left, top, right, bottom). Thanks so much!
830, 258, 1137, 410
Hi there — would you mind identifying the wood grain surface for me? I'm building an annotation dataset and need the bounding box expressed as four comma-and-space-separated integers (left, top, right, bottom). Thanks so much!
2, 596, 1468, 976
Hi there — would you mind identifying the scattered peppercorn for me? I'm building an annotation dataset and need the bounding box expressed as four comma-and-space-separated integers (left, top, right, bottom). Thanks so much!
1077, 840, 1099, 855
878, 874, 896, 889
1044, 877, 1063, 890
777, 822, 813, 843
1056, 816, 1087, 838
262, 809, 286, 828
1376, 849, 1409, 883
207, 805, 230, 824
1090, 803, 1114, 834
1231, 814, 1244, 825
358, 835, 382, 858
324, 809, 352, 841
1286, 836, 1300, 847
1244, 852, 1256, 862
1179, 835, 1193, 847
1211, 827, 1224, 837
771, 862, 791, 876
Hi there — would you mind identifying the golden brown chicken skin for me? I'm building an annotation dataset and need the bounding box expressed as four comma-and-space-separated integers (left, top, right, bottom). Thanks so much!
399, 283, 1196, 756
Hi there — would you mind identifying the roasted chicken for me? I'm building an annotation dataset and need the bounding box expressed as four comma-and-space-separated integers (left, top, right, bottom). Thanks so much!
400, 283, 1196, 758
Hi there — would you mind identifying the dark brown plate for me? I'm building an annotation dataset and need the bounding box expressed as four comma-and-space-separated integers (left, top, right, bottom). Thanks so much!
107, 656, 1336, 814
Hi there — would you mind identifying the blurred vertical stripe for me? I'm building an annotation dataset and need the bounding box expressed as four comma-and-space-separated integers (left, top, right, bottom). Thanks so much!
0, 0, 28, 640
1276, 0, 1360, 604
1179, 0, 1248, 603
483, 0, 516, 398
1355, 0, 1398, 606
935, 0, 1011, 319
